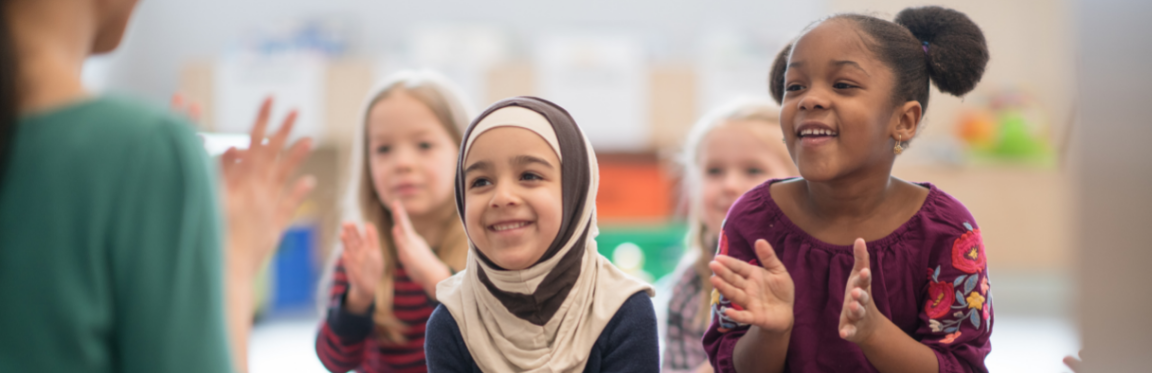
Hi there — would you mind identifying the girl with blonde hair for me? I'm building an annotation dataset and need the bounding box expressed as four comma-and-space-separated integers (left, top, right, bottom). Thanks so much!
315, 70, 473, 373
663, 97, 796, 373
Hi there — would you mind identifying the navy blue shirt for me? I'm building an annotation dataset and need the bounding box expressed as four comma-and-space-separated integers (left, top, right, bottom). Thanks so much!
425, 291, 659, 373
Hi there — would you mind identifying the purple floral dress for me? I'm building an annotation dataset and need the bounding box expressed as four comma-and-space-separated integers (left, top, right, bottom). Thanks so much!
704, 180, 993, 373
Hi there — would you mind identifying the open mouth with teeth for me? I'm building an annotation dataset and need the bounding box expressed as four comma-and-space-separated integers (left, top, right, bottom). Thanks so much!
489, 221, 532, 232
798, 128, 839, 138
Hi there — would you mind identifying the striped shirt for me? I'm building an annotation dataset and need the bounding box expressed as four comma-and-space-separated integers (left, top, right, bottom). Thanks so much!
316, 258, 437, 373
662, 267, 710, 373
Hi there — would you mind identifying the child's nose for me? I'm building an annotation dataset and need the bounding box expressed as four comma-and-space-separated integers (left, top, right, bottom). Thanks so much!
722, 173, 744, 194
391, 146, 417, 173
490, 182, 520, 208
798, 90, 831, 111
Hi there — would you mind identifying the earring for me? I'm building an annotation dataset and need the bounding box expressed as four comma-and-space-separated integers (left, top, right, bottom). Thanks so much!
893, 135, 904, 155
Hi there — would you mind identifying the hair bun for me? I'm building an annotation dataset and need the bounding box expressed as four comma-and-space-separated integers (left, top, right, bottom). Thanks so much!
895, 6, 989, 97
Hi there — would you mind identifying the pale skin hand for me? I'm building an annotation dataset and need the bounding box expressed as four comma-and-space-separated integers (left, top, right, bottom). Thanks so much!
709, 239, 794, 373
221, 98, 316, 275
170, 93, 202, 123
219, 97, 316, 373
694, 362, 715, 373
837, 238, 939, 373
341, 222, 386, 316
390, 200, 452, 299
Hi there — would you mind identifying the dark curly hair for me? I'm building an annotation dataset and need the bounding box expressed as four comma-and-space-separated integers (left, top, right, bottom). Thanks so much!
769, 6, 989, 116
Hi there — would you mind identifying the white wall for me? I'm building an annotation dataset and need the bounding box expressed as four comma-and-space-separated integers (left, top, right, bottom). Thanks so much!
99, 0, 824, 102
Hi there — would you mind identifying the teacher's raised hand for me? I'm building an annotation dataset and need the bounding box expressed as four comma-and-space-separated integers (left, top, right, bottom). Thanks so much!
220, 97, 315, 275
219, 97, 315, 372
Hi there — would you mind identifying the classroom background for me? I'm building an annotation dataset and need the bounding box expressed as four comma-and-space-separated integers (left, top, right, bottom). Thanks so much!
83, 0, 1080, 371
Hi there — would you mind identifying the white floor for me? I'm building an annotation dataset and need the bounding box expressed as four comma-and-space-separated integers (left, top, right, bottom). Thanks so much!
251, 271, 1080, 372
249, 313, 1078, 373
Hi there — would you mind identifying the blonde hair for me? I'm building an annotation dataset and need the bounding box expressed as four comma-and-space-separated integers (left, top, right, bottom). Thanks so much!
330, 70, 474, 343
678, 97, 789, 325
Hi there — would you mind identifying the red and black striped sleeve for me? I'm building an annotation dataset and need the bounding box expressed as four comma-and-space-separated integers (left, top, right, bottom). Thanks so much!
315, 258, 373, 373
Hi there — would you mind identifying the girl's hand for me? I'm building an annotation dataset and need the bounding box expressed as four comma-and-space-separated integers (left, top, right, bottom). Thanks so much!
221, 97, 315, 277
170, 93, 202, 123
709, 239, 795, 333
838, 238, 883, 344
341, 222, 385, 315
391, 200, 452, 297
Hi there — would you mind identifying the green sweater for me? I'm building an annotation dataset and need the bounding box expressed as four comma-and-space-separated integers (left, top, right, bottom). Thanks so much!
0, 96, 233, 372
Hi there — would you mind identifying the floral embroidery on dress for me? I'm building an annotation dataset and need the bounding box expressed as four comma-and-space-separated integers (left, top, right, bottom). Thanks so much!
966, 292, 985, 310
716, 229, 730, 256
951, 222, 986, 274
925, 266, 955, 319
926, 265, 986, 340
926, 221, 993, 344
940, 331, 962, 344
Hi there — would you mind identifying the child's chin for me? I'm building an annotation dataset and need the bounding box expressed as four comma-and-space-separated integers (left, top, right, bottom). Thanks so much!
492, 256, 534, 271
489, 248, 543, 271
394, 196, 429, 213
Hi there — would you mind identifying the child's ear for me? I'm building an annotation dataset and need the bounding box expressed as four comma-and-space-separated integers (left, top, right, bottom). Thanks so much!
892, 100, 923, 142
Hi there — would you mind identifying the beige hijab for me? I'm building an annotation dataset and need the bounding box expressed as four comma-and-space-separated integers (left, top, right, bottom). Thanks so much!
437, 97, 653, 372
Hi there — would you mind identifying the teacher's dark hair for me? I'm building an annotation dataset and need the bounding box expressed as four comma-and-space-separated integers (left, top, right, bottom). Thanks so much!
0, 0, 18, 181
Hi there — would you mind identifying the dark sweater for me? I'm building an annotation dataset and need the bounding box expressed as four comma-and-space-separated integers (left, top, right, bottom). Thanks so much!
425, 291, 659, 373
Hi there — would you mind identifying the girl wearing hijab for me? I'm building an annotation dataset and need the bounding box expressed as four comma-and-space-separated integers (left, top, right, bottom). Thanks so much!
425, 97, 659, 372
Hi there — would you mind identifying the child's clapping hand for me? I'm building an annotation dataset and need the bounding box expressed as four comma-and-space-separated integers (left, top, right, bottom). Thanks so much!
390, 200, 451, 298
709, 239, 795, 333
839, 238, 882, 344
341, 222, 385, 316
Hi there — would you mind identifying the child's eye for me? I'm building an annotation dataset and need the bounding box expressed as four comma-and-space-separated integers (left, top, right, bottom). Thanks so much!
375, 145, 391, 154
747, 168, 764, 176
418, 141, 433, 150
470, 178, 491, 188
706, 167, 723, 176
833, 82, 857, 89
521, 172, 543, 181
786, 84, 804, 92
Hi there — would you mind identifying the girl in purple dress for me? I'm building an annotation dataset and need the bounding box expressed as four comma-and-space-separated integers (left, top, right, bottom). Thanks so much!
704, 6, 993, 373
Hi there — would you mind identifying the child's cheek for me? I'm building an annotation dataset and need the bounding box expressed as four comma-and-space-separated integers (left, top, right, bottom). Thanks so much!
463, 202, 487, 247
531, 187, 564, 246
368, 161, 391, 203
700, 182, 724, 234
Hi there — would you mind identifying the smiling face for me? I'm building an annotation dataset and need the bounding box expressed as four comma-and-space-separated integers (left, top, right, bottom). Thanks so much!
462, 127, 564, 270
780, 19, 921, 182
698, 119, 795, 238
366, 90, 459, 217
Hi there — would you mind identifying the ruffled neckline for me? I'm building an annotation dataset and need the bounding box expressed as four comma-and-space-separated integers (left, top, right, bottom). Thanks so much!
759, 178, 943, 252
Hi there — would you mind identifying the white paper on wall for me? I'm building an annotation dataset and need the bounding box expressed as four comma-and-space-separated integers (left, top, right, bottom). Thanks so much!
696, 29, 780, 113
411, 24, 510, 108
535, 35, 649, 152
214, 53, 327, 143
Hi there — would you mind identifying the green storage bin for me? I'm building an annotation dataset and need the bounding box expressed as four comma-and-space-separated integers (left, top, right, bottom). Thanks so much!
596, 222, 688, 283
